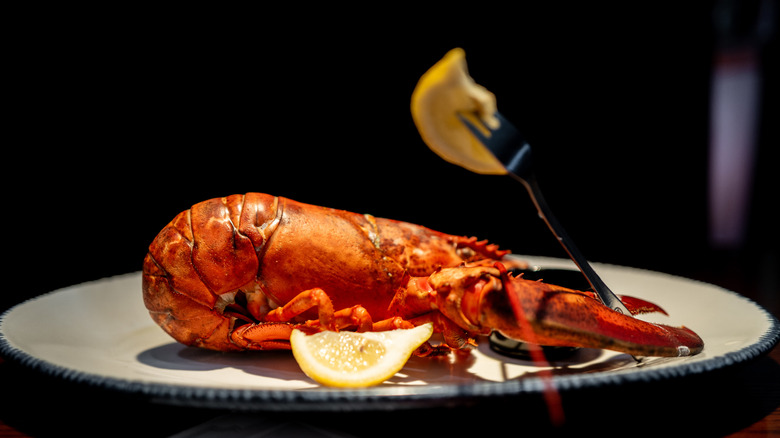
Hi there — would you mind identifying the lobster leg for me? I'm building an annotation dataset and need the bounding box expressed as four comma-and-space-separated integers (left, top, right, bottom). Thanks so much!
305, 305, 375, 332
233, 295, 376, 349
371, 317, 415, 331
231, 323, 296, 350
263, 288, 337, 330
263, 287, 385, 333
409, 312, 474, 350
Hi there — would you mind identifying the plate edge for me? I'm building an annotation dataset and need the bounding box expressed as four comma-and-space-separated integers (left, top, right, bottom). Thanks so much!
1, 265, 778, 411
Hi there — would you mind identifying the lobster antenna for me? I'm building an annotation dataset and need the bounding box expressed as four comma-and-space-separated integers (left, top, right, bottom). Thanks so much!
494, 262, 565, 427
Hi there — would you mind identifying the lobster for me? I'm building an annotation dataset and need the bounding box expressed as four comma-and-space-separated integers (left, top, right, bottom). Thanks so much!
142, 193, 703, 358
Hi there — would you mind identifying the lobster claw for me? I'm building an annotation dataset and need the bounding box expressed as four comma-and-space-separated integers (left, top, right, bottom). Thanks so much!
428, 264, 703, 358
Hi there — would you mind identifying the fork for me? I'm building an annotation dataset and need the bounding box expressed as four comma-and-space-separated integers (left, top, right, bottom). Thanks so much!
457, 110, 633, 317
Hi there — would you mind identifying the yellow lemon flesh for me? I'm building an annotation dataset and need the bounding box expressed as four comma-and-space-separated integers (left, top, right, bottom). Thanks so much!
411, 48, 507, 175
290, 323, 433, 388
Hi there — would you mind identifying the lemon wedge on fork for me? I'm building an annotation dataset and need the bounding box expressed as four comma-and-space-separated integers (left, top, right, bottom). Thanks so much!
411, 47, 507, 175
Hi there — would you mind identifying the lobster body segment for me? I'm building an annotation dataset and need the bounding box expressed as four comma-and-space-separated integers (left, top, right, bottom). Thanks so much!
142, 193, 703, 357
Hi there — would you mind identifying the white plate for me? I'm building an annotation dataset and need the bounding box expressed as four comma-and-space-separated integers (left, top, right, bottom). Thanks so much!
1, 256, 778, 410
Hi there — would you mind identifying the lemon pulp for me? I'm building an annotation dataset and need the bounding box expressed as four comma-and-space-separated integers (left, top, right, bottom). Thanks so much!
290, 323, 433, 388
309, 331, 387, 373
411, 48, 507, 175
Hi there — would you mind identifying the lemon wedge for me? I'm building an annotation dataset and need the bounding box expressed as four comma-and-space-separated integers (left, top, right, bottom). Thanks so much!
411, 48, 507, 175
290, 323, 433, 388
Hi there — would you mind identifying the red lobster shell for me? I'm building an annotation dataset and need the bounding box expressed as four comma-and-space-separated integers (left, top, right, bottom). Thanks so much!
142, 192, 703, 357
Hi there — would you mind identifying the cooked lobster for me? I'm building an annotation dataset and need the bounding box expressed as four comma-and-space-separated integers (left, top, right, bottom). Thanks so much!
142, 193, 703, 358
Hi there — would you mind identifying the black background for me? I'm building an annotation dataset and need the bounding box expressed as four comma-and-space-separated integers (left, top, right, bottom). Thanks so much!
5, 4, 777, 314
2, 4, 780, 437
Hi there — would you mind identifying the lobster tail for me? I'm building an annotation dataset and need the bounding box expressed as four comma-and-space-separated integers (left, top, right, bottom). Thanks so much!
143, 193, 514, 351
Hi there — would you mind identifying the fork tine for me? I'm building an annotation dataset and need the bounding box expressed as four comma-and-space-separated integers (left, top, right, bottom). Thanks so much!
457, 110, 533, 177
456, 111, 491, 144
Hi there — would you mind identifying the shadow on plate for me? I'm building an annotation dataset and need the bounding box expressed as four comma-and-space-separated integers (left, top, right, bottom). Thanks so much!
136, 342, 307, 381
136, 338, 640, 389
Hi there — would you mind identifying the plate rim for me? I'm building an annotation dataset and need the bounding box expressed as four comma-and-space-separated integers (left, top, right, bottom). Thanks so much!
1, 262, 779, 411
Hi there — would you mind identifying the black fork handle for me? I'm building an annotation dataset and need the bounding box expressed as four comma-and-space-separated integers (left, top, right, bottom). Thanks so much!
458, 111, 632, 316
512, 172, 633, 316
